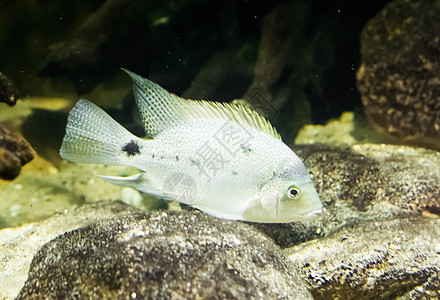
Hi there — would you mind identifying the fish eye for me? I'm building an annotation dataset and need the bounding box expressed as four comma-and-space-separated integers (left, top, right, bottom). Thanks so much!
287, 185, 300, 199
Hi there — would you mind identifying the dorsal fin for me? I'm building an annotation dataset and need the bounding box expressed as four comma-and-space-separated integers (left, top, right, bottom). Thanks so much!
123, 69, 281, 140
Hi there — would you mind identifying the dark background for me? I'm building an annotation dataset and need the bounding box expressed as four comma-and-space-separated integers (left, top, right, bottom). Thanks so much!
0, 0, 391, 132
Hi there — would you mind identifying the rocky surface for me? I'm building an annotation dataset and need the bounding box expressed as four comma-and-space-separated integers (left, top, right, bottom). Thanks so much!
0, 126, 34, 180
0, 201, 144, 299
5, 199, 440, 299
255, 143, 440, 248
357, 0, 440, 149
15, 208, 310, 300
286, 216, 440, 299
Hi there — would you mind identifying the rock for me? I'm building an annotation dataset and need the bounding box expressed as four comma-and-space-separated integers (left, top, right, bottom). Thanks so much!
303, 143, 440, 215
0, 147, 22, 180
38, 0, 151, 94
286, 216, 440, 299
0, 201, 143, 299
357, 0, 440, 149
0, 72, 19, 106
16, 210, 310, 299
254, 143, 440, 248
0, 126, 34, 180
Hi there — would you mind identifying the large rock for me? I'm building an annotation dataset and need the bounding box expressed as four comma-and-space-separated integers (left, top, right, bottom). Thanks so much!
357, 0, 440, 149
16, 210, 310, 299
255, 143, 440, 248
0, 125, 34, 180
0, 201, 142, 299
286, 216, 440, 299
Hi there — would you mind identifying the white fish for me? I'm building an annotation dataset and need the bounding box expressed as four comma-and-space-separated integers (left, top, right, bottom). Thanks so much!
60, 69, 322, 223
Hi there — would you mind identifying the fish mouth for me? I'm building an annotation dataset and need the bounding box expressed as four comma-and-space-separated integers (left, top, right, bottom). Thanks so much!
273, 208, 322, 223
304, 209, 322, 218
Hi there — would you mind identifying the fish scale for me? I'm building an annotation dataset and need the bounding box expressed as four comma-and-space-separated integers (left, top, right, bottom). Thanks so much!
60, 69, 322, 223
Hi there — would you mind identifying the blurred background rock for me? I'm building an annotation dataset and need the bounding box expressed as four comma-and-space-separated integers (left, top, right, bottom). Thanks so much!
357, 0, 440, 149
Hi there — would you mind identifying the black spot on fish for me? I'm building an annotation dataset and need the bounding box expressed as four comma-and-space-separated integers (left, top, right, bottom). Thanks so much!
190, 159, 200, 167
241, 144, 253, 155
122, 140, 140, 156
176, 156, 180, 161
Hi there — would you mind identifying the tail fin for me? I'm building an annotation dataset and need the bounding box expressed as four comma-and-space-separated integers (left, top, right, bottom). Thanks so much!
60, 99, 138, 165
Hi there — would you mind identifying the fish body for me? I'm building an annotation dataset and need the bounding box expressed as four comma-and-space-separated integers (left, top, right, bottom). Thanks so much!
60, 70, 322, 223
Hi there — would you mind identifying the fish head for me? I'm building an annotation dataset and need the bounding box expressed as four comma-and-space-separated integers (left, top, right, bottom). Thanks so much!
258, 177, 322, 222
244, 160, 322, 223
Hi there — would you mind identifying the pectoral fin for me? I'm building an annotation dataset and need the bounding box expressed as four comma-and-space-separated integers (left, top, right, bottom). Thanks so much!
97, 173, 173, 200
